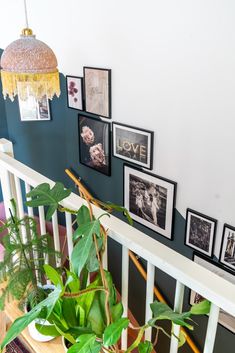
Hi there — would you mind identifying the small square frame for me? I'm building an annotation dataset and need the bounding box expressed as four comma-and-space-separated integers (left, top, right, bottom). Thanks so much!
184, 208, 217, 257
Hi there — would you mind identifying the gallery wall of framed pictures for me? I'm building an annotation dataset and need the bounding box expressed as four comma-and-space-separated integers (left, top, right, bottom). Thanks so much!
64, 65, 235, 284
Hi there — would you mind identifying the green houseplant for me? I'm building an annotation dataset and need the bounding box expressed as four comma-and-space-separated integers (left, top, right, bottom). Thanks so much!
0, 179, 210, 353
0, 199, 61, 310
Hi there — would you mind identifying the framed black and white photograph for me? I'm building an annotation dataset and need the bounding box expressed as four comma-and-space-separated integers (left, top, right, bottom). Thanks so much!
185, 209, 217, 257
78, 115, 111, 176
18, 91, 50, 122
66, 76, 83, 110
124, 165, 176, 239
84, 67, 111, 119
219, 224, 235, 272
112, 122, 154, 169
190, 253, 235, 333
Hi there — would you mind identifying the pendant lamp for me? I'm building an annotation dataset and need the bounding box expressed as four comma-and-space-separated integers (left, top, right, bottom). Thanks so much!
0, 0, 60, 101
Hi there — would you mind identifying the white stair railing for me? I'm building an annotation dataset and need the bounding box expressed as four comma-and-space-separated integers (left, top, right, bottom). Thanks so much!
0, 138, 235, 353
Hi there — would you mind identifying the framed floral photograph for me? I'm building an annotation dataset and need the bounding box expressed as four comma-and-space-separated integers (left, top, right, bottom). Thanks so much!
78, 115, 111, 176
112, 122, 154, 169
219, 224, 235, 272
185, 209, 217, 257
18, 93, 51, 122
84, 67, 111, 119
190, 253, 235, 333
66, 76, 84, 110
124, 165, 176, 239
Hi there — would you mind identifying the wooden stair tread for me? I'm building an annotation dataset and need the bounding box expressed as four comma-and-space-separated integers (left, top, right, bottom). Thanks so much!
0, 282, 64, 353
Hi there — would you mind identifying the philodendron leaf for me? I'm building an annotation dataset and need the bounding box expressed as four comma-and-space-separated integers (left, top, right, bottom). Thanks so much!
26, 182, 71, 220
0, 287, 62, 351
44, 264, 63, 288
71, 234, 93, 276
35, 324, 60, 337
73, 220, 101, 242
149, 301, 193, 330
106, 203, 133, 226
110, 302, 124, 322
76, 205, 91, 226
138, 341, 153, 353
190, 300, 211, 315
71, 220, 101, 276
103, 317, 129, 346
67, 334, 98, 353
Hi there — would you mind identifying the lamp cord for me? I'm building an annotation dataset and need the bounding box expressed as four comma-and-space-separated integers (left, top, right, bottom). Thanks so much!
23, 0, 29, 28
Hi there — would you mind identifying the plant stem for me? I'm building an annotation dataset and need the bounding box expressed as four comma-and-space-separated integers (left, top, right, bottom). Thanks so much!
63, 286, 107, 298
125, 325, 148, 353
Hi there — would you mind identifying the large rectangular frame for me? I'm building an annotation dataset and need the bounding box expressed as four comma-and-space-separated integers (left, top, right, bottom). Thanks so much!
124, 165, 176, 239
83, 67, 111, 119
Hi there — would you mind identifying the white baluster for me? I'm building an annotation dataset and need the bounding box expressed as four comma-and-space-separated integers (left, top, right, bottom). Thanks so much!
52, 211, 61, 267
25, 183, 34, 217
169, 281, 185, 353
65, 211, 73, 260
121, 246, 129, 350
102, 236, 108, 270
14, 176, 27, 243
203, 303, 220, 353
145, 262, 155, 341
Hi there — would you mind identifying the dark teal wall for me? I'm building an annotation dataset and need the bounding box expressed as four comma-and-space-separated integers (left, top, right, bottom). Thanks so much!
0, 49, 8, 139
0, 57, 234, 351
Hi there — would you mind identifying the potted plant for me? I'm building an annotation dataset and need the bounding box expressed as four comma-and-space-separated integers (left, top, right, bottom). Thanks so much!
0, 179, 210, 352
0, 199, 61, 341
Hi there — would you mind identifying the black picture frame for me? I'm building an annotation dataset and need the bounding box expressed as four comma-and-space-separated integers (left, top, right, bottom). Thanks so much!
112, 122, 154, 170
66, 75, 84, 111
78, 115, 111, 176
83, 67, 111, 119
189, 252, 235, 334
219, 224, 235, 272
184, 208, 217, 257
124, 164, 177, 240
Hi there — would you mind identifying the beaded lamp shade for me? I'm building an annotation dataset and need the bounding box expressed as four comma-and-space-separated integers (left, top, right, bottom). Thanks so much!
0, 28, 60, 101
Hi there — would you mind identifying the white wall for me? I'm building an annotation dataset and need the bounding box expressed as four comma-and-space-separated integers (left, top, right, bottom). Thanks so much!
1, 0, 235, 256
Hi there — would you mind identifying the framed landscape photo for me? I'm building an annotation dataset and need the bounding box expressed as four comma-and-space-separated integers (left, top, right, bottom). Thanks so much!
219, 224, 235, 272
78, 115, 111, 176
112, 122, 154, 169
84, 67, 111, 119
66, 76, 83, 111
185, 209, 217, 257
124, 165, 176, 239
18, 92, 51, 122
190, 253, 235, 334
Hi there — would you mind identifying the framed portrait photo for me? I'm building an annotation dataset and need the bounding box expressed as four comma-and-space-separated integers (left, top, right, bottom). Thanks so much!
190, 253, 235, 334
78, 115, 111, 176
84, 67, 111, 119
18, 91, 50, 122
66, 76, 84, 110
112, 122, 154, 169
185, 209, 217, 257
124, 165, 176, 239
219, 224, 235, 272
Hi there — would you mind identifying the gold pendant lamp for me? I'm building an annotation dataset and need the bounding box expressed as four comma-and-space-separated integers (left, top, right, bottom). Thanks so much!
0, 0, 60, 101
